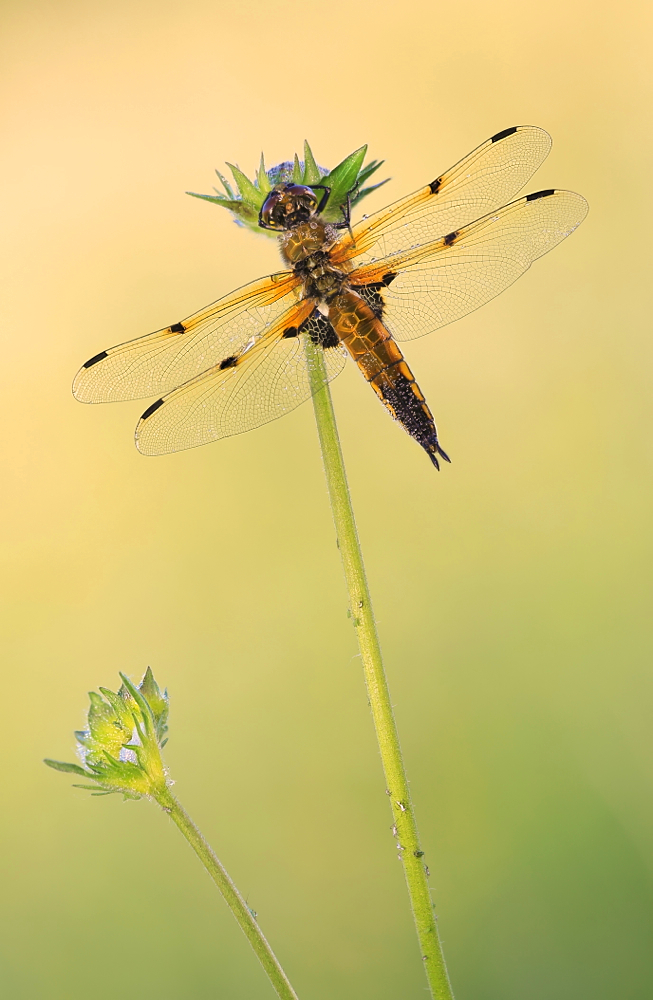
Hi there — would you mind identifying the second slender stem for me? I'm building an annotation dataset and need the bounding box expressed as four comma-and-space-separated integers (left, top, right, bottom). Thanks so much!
154, 785, 300, 1000
305, 337, 454, 1000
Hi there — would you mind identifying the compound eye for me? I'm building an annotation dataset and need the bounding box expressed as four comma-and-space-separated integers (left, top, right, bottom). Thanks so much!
286, 185, 318, 212
259, 190, 285, 230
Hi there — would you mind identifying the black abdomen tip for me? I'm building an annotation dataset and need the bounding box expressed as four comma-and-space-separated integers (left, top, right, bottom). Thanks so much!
427, 442, 451, 470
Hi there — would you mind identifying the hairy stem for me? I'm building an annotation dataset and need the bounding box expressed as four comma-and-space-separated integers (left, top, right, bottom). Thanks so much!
305, 337, 454, 1000
154, 785, 300, 1000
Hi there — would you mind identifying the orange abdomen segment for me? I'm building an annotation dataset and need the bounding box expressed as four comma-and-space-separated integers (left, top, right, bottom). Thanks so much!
327, 289, 449, 468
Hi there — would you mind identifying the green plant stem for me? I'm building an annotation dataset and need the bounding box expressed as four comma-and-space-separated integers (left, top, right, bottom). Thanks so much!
154, 785, 300, 1000
305, 337, 454, 1000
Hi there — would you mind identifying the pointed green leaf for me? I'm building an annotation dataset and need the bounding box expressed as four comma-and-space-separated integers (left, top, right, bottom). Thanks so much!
139, 667, 168, 735
131, 716, 148, 748
302, 141, 321, 185
231, 202, 261, 225
187, 192, 261, 228
292, 154, 302, 184
186, 191, 231, 205
356, 159, 385, 186
214, 170, 235, 198
119, 674, 159, 748
119, 672, 152, 725
353, 178, 391, 206
87, 690, 110, 713
257, 153, 271, 195
44, 758, 89, 776
139, 666, 158, 702
187, 192, 251, 214
321, 145, 367, 219
226, 163, 261, 208
98, 687, 133, 729
98, 750, 147, 787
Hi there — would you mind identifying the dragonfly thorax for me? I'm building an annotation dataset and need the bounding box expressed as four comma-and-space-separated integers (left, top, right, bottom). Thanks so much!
279, 219, 347, 299
279, 219, 333, 263
290, 248, 348, 302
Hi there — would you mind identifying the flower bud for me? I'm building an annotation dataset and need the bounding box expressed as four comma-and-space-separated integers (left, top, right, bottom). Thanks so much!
45, 668, 170, 800
186, 140, 388, 237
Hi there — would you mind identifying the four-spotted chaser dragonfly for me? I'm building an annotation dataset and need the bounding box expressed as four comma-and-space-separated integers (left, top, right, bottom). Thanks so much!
73, 126, 587, 466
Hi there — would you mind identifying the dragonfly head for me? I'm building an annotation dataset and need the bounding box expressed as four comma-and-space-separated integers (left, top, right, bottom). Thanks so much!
259, 184, 324, 231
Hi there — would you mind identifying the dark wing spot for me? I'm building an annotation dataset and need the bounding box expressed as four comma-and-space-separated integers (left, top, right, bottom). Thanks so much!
443, 230, 459, 246
170, 322, 186, 333
319, 323, 340, 349
219, 355, 238, 369
491, 126, 518, 143
140, 398, 164, 421
526, 188, 555, 201
351, 274, 396, 315
83, 351, 108, 369
282, 326, 298, 338
429, 177, 442, 194
298, 310, 340, 348
351, 282, 387, 318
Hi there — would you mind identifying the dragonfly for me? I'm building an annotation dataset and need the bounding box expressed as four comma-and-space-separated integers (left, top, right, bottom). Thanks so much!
73, 126, 587, 466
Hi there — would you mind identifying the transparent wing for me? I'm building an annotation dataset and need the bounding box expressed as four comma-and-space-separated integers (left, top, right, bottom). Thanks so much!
73, 271, 300, 403
134, 301, 347, 456
330, 126, 552, 267
349, 189, 588, 342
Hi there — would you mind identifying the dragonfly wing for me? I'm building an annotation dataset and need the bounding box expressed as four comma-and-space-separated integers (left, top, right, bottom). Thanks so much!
134, 301, 347, 456
349, 189, 588, 342
331, 126, 552, 267
73, 271, 300, 403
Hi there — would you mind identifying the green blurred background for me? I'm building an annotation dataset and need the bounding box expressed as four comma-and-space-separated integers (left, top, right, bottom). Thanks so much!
2, 0, 652, 997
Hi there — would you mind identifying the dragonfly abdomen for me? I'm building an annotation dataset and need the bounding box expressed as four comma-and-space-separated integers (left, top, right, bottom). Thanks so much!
328, 290, 450, 469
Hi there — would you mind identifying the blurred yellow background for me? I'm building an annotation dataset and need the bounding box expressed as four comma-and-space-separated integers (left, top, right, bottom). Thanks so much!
2, 0, 652, 997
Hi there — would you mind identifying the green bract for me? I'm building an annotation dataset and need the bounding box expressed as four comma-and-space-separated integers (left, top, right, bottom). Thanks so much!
186, 140, 389, 236
44, 668, 169, 800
